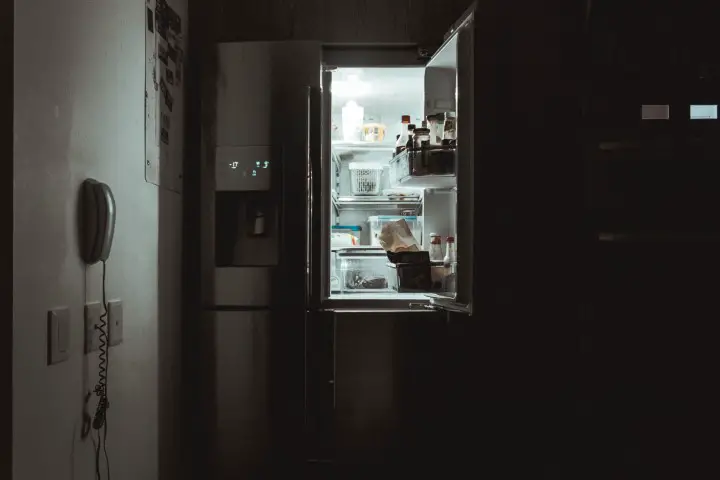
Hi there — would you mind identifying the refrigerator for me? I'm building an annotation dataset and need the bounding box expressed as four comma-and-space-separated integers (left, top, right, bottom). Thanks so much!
205, 2, 491, 475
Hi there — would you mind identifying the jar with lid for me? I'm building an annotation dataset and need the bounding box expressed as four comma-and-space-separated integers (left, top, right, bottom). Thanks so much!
428, 233, 443, 262
413, 121, 431, 149
442, 112, 456, 141
426, 114, 445, 144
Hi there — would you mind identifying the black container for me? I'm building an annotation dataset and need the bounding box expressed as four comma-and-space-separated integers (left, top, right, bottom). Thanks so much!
386, 250, 429, 265
387, 262, 432, 292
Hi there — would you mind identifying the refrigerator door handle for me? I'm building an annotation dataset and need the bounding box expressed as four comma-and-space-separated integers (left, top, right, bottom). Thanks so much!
306, 85, 324, 308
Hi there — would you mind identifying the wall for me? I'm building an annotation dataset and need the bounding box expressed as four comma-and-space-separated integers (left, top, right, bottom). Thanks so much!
214, 0, 475, 45
13, 1, 184, 479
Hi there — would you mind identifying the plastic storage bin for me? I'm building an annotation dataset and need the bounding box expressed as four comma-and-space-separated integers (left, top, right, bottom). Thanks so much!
337, 247, 389, 292
331, 225, 362, 246
368, 215, 422, 247
349, 162, 383, 195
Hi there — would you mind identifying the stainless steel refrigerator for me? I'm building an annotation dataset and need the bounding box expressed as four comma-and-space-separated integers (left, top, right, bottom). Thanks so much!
204, 3, 492, 475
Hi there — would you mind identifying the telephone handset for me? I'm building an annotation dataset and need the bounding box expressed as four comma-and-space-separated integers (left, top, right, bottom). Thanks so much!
81, 179, 116, 265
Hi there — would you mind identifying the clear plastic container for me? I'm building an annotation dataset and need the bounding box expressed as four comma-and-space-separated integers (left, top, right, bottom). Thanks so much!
349, 162, 383, 195
337, 248, 389, 292
368, 215, 422, 247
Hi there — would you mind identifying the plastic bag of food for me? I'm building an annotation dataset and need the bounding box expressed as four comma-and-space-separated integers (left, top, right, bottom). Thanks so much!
377, 218, 420, 253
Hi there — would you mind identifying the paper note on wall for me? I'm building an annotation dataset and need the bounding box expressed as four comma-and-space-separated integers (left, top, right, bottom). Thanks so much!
145, 0, 185, 193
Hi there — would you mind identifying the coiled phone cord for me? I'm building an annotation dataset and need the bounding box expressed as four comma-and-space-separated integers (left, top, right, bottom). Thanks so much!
92, 260, 111, 480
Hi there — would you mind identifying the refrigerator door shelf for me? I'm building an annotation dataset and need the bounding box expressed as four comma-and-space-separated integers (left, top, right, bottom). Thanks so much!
389, 148, 457, 189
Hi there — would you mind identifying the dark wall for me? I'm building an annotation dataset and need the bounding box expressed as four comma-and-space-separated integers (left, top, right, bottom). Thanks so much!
214, 0, 474, 45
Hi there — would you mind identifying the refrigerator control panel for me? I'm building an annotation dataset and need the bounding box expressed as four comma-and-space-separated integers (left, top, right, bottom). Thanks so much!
215, 146, 271, 191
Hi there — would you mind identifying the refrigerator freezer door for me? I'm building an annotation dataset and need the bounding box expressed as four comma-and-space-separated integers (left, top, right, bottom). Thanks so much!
211, 41, 322, 469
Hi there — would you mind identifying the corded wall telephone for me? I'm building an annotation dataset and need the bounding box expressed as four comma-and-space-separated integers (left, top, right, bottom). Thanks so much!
80, 179, 116, 264
80, 178, 116, 478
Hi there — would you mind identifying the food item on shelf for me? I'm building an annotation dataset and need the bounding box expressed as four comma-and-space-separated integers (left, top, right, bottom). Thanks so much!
377, 218, 421, 253
362, 122, 386, 142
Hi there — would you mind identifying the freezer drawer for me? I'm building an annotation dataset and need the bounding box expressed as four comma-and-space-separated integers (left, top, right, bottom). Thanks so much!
212, 311, 271, 476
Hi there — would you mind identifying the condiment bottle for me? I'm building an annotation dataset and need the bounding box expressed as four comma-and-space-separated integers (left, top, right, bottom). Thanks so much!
443, 236, 456, 266
405, 123, 416, 151
395, 115, 411, 155
429, 233, 443, 262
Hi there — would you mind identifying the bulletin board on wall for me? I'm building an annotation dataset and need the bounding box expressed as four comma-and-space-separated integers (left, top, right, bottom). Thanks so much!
145, 0, 185, 193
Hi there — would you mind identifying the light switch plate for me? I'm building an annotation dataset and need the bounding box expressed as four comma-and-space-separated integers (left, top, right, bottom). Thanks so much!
47, 307, 71, 365
84, 302, 103, 354
108, 300, 123, 346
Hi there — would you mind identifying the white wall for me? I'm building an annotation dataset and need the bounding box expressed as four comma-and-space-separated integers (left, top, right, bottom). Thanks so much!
13, 1, 183, 479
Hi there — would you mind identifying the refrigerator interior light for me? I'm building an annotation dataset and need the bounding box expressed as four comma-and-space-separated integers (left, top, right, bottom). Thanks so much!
333, 74, 372, 98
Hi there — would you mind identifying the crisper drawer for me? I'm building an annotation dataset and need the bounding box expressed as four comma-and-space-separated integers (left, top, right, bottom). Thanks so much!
337, 247, 389, 293
214, 267, 271, 306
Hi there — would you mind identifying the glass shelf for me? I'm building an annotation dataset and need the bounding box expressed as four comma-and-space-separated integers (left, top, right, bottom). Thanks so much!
332, 141, 396, 153
333, 195, 422, 211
